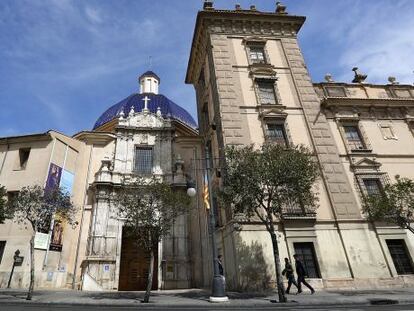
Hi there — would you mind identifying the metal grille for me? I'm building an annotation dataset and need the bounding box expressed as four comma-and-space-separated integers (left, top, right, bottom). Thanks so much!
257, 81, 277, 105
249, 47, 266, 64
386, 240, 414, 275
266, 124, 287, 145
362, 178, 382, 196
294, 242, 320, 278
343, 125, 365, 150
134, 147, 153, 174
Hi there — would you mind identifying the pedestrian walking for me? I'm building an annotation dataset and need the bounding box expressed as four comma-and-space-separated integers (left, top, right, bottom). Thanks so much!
282, 257, 299, 294
293, 254, 315, 294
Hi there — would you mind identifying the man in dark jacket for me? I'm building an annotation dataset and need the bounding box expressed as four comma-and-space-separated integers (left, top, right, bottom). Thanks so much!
293, 254, 315, 294
282, 257, 298, 294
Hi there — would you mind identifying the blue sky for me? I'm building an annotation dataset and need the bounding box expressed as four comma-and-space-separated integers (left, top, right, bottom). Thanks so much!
1, 0, 413, 137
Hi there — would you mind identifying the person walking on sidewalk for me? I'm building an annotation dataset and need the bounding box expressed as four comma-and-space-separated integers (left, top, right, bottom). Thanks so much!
293, 254, 315, 294
282, 257, 299, 294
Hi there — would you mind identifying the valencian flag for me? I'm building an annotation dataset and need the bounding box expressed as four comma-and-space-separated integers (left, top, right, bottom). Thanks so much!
203, 172, 210, 210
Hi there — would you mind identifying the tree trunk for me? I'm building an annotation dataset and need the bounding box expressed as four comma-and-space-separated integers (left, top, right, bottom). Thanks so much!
26, 234, 35, 300
143, 248, 155, 303
269, 231, 286, 303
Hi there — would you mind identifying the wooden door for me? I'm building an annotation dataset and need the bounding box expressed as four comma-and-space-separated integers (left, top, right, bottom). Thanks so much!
118, 230, 158, 291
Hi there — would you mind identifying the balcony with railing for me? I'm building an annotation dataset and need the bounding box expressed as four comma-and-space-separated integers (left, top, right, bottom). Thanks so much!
281, 205, 317, 220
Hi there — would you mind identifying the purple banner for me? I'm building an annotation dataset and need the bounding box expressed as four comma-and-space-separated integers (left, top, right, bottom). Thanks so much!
45, 163, 62, 190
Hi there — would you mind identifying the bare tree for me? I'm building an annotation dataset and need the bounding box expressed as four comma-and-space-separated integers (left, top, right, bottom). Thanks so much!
10, 185, 78, 300
219, 144, 319, 302
115, 178, 190, 303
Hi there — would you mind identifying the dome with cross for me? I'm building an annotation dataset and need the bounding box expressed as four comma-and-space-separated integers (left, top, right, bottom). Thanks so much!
93, 71, 197, 130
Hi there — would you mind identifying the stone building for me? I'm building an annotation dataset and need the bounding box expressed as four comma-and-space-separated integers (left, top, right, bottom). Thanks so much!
0, 1, 414, 293
186, 2, 414, 290
0, 71, 210, 290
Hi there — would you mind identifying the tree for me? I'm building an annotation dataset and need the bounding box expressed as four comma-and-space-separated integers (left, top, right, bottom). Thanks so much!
219, 143, 319, 302
10, 185, 78, 300
115, 178, 191, 303
363, 175, 414, 234
0, 185, 13, 224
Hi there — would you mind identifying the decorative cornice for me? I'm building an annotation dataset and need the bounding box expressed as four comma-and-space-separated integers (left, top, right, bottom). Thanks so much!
321, 97, 414, 109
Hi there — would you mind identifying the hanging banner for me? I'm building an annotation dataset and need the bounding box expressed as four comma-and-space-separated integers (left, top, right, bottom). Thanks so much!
60, 170, 75, 195
203, 172, 210, 210
45, 163, 62, 190
49, 219, 64, 252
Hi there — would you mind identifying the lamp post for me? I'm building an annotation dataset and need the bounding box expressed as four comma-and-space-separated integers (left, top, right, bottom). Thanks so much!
186, 147, 228, 302
204, 145, 228, 302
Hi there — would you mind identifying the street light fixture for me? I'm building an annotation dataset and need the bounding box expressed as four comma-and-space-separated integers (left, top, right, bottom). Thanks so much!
186, 150, 228, 302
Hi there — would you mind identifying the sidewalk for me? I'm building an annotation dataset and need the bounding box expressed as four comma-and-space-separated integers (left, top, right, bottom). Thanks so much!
1, 287, 414, 307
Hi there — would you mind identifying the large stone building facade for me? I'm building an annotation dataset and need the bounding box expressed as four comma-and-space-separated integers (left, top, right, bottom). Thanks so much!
0, 72, 211, 290
185, 2, 414, 290
0, 1, 413, 292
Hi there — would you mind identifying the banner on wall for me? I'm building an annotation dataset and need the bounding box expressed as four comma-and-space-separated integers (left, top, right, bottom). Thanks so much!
49, 218, 64, 252
60, 170, 75, 195
45, 163, 62, 190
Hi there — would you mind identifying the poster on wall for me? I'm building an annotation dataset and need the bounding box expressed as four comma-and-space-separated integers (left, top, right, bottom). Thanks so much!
49, 219, 64, 251
45, 163, 62, 190
34, 232, 50, 250
60, 170, 75, 195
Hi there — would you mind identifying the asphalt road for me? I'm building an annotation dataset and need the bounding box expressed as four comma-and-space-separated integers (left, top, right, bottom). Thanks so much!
2, 303, 414, 311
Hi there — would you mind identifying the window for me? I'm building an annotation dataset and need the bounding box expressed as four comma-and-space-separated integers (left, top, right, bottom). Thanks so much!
266, 123, 288, 146
15, 148, 30, 170
0, 241, 5, 264
386, 239, 413, 275
293, 242, 321, 278
134, 147, 153, 174
257, 81, 277, 105
343, 125, 365, 150
249, 46, 266, 64
363, 178, 382, 196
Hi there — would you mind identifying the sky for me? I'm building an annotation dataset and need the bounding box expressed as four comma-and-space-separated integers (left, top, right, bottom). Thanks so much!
1, 0, 413, 137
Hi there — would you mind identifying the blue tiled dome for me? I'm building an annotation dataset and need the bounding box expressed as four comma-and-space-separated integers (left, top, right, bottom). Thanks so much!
93, 93, 197, 130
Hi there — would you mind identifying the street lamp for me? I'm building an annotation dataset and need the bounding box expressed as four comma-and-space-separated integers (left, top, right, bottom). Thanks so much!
186, 180, 197, 198
186, 151, 228, 302
204, 144, 228, 302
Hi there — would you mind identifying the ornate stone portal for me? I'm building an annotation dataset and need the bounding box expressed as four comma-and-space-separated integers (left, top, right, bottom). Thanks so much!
81, 73, 196, 291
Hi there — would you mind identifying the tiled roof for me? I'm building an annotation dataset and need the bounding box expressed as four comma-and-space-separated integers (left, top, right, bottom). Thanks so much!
93, 93, 197, 130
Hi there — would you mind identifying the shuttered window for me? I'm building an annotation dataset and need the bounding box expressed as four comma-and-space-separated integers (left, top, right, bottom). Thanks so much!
257, 81, 277, 105
134, 147, 153, 174
343, 125, 365, 150
386, 240, 414, 275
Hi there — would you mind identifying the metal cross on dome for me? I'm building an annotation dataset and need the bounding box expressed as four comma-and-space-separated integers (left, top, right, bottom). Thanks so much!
142, 95, 151, 112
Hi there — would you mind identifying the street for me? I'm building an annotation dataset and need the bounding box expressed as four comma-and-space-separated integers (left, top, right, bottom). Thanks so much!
2, 303, 414, 311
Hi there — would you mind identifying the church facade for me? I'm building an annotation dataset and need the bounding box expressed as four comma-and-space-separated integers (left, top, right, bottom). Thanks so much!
0, 1, 414, 292
0, 71, 211, 290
